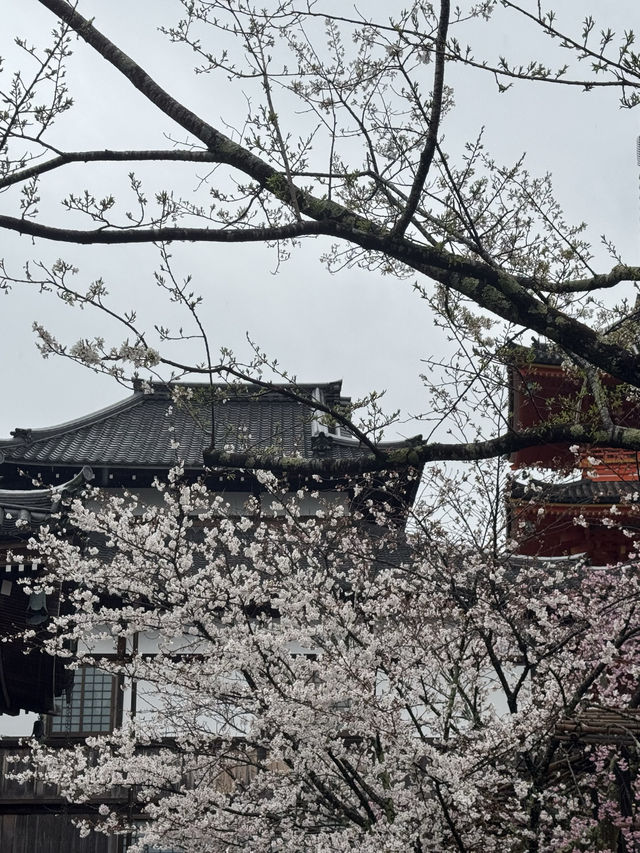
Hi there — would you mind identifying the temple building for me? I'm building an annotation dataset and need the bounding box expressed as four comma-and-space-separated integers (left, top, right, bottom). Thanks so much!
0, 379, 417, 853
509, 343, 640, 564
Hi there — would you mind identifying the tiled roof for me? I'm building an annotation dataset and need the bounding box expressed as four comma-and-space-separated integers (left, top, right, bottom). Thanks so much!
0, 382, 375, 470
511, 477, 640, 504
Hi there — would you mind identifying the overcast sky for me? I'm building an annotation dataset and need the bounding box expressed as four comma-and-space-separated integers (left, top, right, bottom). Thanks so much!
0, 0, 638, 442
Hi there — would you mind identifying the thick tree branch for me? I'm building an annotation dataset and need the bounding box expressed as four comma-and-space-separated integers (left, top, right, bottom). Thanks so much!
391, 0, 450, 238
574, 359, 614, 432
203, 421, 640, 476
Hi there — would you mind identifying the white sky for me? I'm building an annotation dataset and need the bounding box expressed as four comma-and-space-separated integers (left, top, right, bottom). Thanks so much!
0, 0, 638, 443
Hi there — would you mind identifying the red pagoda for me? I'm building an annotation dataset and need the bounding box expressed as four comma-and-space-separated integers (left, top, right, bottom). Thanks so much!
509, 343, 640, 565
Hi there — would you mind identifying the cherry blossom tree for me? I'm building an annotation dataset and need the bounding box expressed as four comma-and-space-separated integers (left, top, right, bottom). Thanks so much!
8, 462, 640, 852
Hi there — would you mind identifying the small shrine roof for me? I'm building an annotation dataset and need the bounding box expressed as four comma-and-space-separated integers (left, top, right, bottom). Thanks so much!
0, 382, 375, 470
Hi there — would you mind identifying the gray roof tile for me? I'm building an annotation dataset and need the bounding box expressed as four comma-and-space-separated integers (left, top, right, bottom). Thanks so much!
0, 382, 372, 469
511, 477, 640, 504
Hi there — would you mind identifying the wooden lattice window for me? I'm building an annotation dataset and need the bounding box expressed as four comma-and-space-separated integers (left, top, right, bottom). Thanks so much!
48, 666, 116, 736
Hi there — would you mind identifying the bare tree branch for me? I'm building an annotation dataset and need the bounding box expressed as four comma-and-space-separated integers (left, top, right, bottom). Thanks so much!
0, 214, 334, 243
0, 148, 223, 190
